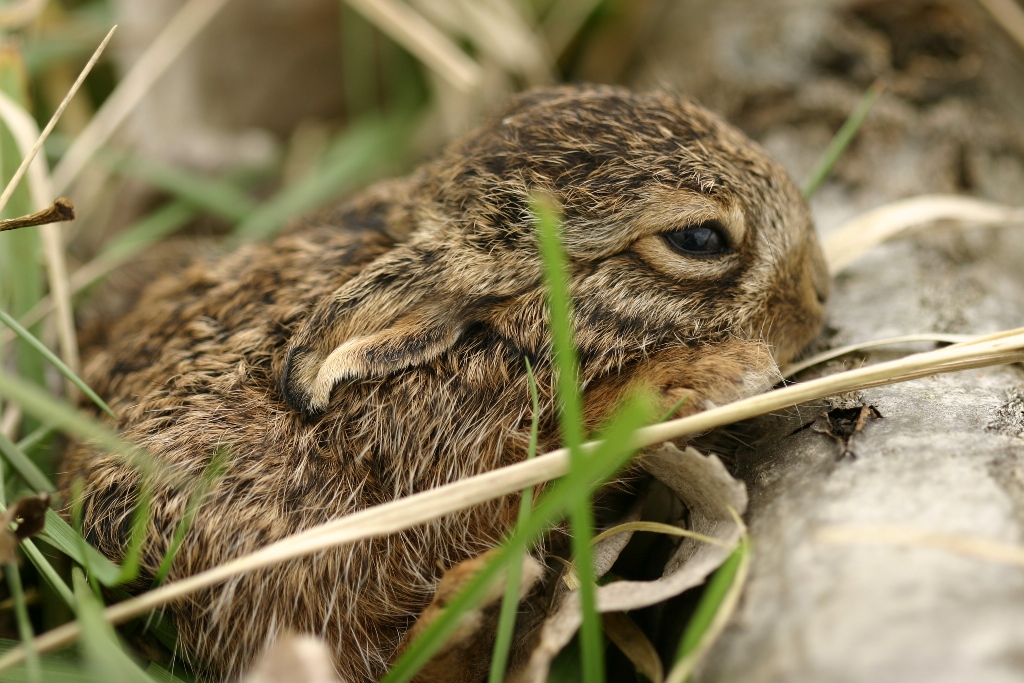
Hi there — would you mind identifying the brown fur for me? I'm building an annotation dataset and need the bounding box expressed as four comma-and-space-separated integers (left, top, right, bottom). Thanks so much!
60, 85, 828, 682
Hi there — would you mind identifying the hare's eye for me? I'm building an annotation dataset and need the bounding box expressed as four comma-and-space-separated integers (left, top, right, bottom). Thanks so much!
663, 221, 730, 257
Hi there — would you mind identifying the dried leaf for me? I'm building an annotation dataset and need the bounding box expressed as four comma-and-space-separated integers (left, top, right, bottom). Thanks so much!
823, 194, 1024, 275
0, 493, 50, 565
602, 611, 664, 683
593, 492, 645, 578
520, 446, 748, 682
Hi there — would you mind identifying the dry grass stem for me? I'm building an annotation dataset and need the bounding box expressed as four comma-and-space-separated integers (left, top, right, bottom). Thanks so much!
0, 403, 20, 440
817, 523, 1024, 567
782, 332, 976, 377
39, 226, 77, 375
0, 93, 79, 373
824, 194, 1024, 274
0, 26, 115, 216
2, 330, 1022, 669
51, 0, 231, 194
452, 0, 552, 83
0, 0, 45, 29
976, 0, 1024, 52
1, 249, 123, 347
345, 0, 482, 92
590, 521, 730, 549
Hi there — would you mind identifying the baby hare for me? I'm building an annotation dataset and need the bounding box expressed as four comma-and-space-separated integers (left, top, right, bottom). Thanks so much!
61, 84, 829, 682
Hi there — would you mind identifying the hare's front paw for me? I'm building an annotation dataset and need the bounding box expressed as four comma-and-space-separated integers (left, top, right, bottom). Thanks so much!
662, 340, 781, 417
586, 340, 781, 426
398, 552, 546, 683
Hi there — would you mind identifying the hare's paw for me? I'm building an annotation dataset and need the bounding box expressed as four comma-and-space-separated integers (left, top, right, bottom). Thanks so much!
399, 552, 545, 683
665, 339, 781, 411
586, 340, 781, 427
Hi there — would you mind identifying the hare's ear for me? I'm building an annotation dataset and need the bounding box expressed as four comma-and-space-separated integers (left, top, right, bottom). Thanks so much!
280, 268, 472, 414
281, 307, 464, 414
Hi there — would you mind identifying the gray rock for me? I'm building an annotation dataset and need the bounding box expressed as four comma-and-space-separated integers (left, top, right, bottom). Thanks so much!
633, 1, 1024, 681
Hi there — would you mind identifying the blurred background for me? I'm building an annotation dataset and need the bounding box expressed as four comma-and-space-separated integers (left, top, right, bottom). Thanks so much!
5, 0, 1024, 314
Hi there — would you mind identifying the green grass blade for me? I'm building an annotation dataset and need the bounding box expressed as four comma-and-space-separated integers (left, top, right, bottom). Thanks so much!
21, 538, 75, 609
139, 611, 180, 654
15, 423, 55, 453
0, 367, 127, 454
673, 536, 749, 665
106, 583, 183, 654
71, 569, 156, 683
488, 360, 541, 683
801, 81, 884, 198
103, 152, 257, 224
0, 308, 115, 418
0, 46, 45, 402
113, 488, 152, 585
94, 201, 198, 268
153, 450, 227, 586
0, 641, 96, 683
230, 117, 406, 243
0, 367, 166, 484
4, 562, 40, 683
145, 662, 195, 683
533, 197, 583, 448
534, 196, 604, 683
37, 510, 121, 587
0, 430, 56, 492
0, 448, 39, 683
384, 392, 655, 683
658, 394, 690, 424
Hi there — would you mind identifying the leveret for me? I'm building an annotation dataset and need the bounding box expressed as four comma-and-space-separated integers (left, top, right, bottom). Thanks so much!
62, 85, 829, 682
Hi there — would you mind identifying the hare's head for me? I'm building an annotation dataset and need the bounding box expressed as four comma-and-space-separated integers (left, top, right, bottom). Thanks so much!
281, 85, 829, 414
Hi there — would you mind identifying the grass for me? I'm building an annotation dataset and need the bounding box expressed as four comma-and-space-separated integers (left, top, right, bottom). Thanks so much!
487, 358, 540, 683
801, 80, 883, 199
534, 196, 605, 683
0, 2, 1021, 683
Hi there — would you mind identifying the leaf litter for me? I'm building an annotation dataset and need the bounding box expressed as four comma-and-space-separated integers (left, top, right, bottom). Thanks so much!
518, 444, 748, 683
0, 493, 50, 566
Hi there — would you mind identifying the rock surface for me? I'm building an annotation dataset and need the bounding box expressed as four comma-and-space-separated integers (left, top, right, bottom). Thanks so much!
634, 0, 1024, 681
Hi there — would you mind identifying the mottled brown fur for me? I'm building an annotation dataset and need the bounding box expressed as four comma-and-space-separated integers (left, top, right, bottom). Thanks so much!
61, 85, 828, 682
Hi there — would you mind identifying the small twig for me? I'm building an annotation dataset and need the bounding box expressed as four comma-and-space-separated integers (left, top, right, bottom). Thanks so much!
0, 26, 115, 216
0, 198, 75, 233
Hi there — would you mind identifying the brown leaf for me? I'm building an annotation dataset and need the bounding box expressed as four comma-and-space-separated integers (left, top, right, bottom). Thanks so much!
519, 446, 748, 682
0, 493, 50, 565
603, 611, 665, 683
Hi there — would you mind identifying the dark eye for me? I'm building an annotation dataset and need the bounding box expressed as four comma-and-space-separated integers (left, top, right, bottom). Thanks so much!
662, 221, 731, 257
